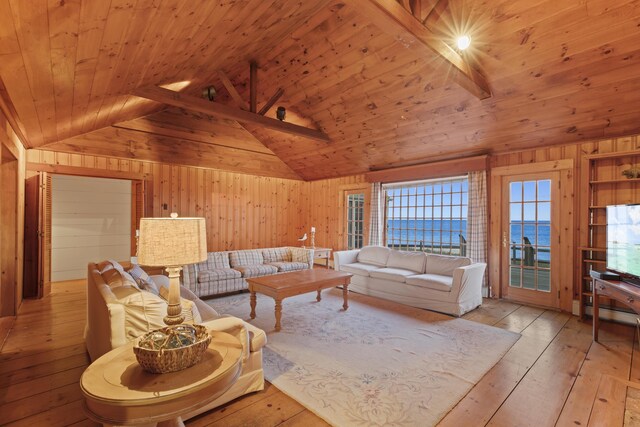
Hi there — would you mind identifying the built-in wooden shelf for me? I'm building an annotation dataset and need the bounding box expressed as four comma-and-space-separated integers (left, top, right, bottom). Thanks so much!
580, 150, 638, 320
583, 259, 607, 264
590, 178, 640, 185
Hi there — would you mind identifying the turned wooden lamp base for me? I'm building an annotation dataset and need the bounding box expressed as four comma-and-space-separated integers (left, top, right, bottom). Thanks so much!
164, 266, 185, 325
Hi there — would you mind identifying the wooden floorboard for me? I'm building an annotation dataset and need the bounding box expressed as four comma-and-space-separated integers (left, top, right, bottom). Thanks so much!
1, 283, 639, 426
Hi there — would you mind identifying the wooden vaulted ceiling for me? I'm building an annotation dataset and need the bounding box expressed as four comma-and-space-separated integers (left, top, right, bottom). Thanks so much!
1, 0, 640, 180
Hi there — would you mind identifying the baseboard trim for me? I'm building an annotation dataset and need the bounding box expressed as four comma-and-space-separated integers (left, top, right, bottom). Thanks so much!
0, 316, 16, 350
572, 299, 639, 325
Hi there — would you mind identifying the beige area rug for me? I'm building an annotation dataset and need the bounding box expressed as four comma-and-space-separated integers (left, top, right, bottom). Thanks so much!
208, 289, 519, 427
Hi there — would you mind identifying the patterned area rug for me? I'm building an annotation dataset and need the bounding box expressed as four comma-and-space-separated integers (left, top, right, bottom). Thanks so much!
207, 289, 519, 427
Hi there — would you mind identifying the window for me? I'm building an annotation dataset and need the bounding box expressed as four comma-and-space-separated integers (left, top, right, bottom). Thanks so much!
345, 191, 366, 249
384, 177, 468, 254
508, 179, 551, 292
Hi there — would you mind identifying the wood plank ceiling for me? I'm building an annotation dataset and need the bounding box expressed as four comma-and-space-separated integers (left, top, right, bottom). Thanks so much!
1, 0, 640, 180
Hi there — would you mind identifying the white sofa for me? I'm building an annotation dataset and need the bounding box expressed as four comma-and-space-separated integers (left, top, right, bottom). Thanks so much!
85, 260, 266, 420
334, 246, 486, 316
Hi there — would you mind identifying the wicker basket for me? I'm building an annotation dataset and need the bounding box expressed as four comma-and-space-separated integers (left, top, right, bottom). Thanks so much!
133, 324, 211, 374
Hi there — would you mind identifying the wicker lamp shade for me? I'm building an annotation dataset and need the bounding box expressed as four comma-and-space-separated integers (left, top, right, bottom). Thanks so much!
137, 215, 207, 267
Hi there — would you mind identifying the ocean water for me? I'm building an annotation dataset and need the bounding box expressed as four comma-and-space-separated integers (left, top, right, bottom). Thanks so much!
386, 219, 551, 251
386, 219, 468, 245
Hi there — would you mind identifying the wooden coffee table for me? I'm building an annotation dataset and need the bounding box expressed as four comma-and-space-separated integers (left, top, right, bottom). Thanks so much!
247, 269, 353, 331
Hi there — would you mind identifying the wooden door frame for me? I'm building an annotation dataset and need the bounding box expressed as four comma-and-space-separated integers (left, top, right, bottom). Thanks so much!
25, 163, 153, 290
490, 160, 574, 311
338, 184, 371, 251
500, 171, 560, 308
0, 148, 18, 315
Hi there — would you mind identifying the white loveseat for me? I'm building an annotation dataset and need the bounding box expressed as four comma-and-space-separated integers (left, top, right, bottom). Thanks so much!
334, 246, 486, 316
85, 260, 266, 420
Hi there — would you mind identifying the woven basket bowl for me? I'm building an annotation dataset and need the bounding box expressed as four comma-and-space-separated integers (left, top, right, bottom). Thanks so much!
133, 324, 212, 374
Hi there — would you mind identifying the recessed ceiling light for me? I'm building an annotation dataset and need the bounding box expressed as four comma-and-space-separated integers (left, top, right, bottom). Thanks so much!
456, 35, 471, 50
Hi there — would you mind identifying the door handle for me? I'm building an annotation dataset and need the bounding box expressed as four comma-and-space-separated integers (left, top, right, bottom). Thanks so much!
502, 231, 508, 248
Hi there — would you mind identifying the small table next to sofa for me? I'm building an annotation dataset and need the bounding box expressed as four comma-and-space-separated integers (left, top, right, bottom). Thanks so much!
81, 331, 242, 427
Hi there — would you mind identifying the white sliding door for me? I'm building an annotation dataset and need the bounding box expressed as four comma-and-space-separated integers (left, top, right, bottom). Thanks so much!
51, 175, 131, 281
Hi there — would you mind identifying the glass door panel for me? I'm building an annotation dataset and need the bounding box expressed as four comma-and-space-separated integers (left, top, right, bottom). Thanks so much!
502, 172, 559, 308
346, 193, 365, 250
508, 179, 551, 292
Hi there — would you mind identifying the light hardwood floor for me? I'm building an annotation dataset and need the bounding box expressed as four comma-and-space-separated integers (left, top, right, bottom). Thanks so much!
1, 281, 639, 426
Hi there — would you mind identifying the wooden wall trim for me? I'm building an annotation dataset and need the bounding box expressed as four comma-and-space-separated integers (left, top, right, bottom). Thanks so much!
491, 159, 573, 176
27, 162, 151, 181
365, 155, 488, 183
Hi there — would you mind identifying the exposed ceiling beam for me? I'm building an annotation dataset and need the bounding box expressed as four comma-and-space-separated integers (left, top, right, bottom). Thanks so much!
218, 70, 248, 110
423, 0, 448, 27
250, 61, 258, 113
409, 0, 422, 20
0, 77, 31, 148
258, 88, 284, 116
354, 0, 491, 99
133, 85, 331, 143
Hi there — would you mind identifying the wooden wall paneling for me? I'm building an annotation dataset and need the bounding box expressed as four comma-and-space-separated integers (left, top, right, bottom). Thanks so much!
488, 171, 502, 298
559, 167, 575, 311
46, 126, 301, 180
0, 150, 18, 316
26, 149, 308, 254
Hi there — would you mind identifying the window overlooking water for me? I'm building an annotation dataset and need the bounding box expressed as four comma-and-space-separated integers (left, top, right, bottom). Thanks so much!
508, 179, 551, 291
384, 177, 468, 255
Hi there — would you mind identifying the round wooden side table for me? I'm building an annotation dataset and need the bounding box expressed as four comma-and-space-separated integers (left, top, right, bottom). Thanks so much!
80, 330, 243, 427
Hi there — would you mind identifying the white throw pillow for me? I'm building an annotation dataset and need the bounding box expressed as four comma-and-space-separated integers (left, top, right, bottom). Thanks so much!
357, 246, 391, 266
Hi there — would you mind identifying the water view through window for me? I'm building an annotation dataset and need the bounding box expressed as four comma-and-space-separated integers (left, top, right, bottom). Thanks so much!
509, 179, 551, 292
384, 177, 468, 255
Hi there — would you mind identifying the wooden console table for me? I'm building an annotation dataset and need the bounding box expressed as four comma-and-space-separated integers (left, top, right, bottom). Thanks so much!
593, 278, 640, 342
312, 247, 332, 268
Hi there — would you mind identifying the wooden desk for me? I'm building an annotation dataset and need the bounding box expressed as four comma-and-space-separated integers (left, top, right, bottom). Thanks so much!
312, 247, 332, 268
80, 331, 242, 426
593, 278, 640, 341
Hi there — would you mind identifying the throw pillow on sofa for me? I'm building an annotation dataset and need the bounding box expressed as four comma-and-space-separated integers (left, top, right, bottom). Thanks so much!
229, 250, 264, 267
357, 246, 391, 266
262, 248, 292, 263
102, 268, 139, 290
127, 265, 159, 295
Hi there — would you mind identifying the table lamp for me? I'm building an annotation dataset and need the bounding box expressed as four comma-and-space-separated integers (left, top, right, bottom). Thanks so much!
137, 213, 207, 325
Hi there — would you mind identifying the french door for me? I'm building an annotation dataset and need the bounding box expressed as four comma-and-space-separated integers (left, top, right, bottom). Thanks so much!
501, 172, 560, 308
340, 186, 370, 250
345, 190, 366, 249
